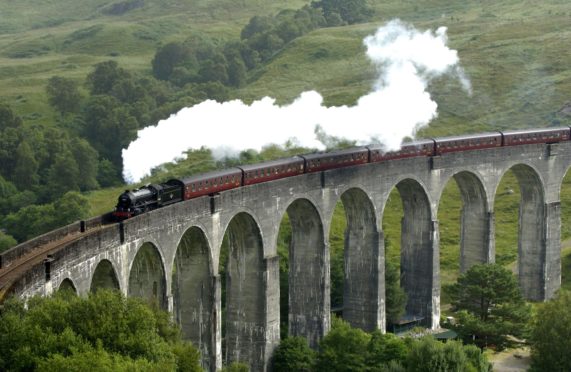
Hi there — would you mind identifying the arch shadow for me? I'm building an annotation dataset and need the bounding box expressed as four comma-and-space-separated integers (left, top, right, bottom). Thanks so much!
128, 242, 167, 309
90, 259, 120, 292
172, 226, 214, 371
495, 164, 546, 300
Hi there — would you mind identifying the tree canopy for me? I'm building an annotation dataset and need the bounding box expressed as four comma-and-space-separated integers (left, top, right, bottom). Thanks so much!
271, 336, 316, 372
311, 0, 373, 25
0, 290, 202, 371
272, 318, 491, 371
529, 290, 571, 371
447, 263, 531, 350
46, 76, 82, 116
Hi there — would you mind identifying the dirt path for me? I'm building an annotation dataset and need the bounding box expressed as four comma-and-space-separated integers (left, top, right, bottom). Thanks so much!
489, 347, 530, 372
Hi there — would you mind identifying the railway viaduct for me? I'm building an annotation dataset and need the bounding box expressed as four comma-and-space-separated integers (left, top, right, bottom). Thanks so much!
2, 140, 571, 371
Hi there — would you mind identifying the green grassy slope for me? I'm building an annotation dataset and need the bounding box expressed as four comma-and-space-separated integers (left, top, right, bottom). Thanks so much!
0, 0, 306, 124
239, 1, 571, 134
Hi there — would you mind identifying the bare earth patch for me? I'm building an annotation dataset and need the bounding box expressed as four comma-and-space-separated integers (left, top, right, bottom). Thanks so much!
489, 347, 530, 372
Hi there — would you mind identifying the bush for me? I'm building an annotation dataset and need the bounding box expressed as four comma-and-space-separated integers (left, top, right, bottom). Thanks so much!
529, 290, 571, 371
0, 290, 202, 371
271, 336, 315, 371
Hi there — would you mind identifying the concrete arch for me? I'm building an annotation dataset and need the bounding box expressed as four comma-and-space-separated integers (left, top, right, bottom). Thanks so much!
58, 278, 77, 294
128, 242, 167, 309
90, 259, 120, 292
438, 171, 492, 272
223, 212, 266, 370
495, 164, 546, 300
283, 198, 328, 347
172, 226, 214, 371
219, 207, 266, 258
337, 188, 383, 332
383, 178, 438, 327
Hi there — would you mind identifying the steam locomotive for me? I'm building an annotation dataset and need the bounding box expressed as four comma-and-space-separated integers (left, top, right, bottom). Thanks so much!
113, 127, 569, 220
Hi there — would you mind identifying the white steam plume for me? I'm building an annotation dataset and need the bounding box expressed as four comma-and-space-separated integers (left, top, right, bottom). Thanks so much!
122, 19, 471, 183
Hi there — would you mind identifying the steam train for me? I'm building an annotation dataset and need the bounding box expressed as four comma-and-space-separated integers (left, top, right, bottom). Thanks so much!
113, 127, 570, 220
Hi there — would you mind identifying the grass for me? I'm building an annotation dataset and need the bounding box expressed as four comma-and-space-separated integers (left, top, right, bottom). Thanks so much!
0, 0, 307, 122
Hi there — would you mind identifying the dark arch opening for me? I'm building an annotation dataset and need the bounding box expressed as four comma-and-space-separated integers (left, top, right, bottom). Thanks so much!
128, 242, 167, 309
495, 165, 545, 300
58, 278, 77, 294
90, 259, 120, 292
172, 227, 213, 370
330, 189, 382, 332
561, 169, 571, 290
438, 172, 490, 280
283, 198, 327, 347
220, 212, 265, 370
382, 179, 435, 330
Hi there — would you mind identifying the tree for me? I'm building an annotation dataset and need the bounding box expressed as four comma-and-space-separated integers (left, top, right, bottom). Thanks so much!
0, 126, 21, 178
86, 61, 130, 95
46, 76, 82, 116
227, 56, 247, 87
198, 58, 229, 85
529, 290, 571, 371
385, 261, 407, 325
447, 263, 531, 350
311, 0, 373, 25
12, 141, 39, 190
365, 331, 407, 369
82, 95, 138, 167
241, 15, 274, 40
46, 151, 81, 200
0, 103, 22, 131
406, 337, 490, 372
97, 158, 122, 187
0, 231, 17, 253
271, 337, 316, 372
152, 42, 193, 81
53, 191, 90, 227
0, 290, 202, 371
71, 138, 99, 191
315, 317, 370, 371
3, 203, 56, 242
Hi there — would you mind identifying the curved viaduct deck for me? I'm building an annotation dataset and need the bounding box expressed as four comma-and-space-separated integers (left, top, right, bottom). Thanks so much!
2, 141, 571, 371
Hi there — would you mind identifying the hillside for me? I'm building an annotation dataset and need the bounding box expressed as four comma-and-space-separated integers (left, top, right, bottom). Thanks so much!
0, 0, 306, 123
239, 1, 571, 134
1, 1, 570, 130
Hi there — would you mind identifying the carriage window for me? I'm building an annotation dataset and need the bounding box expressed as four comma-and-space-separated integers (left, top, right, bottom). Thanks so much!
191, 184, 195, 192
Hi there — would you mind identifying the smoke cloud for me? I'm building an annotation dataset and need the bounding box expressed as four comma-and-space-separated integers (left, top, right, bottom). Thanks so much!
122, 19, 471, 183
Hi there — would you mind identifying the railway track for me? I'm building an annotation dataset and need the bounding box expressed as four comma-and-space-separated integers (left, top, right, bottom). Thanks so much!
0, 224, 110, 302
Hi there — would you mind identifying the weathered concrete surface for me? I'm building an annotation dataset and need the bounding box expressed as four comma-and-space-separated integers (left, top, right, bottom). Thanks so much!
8, 141, 571, 371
